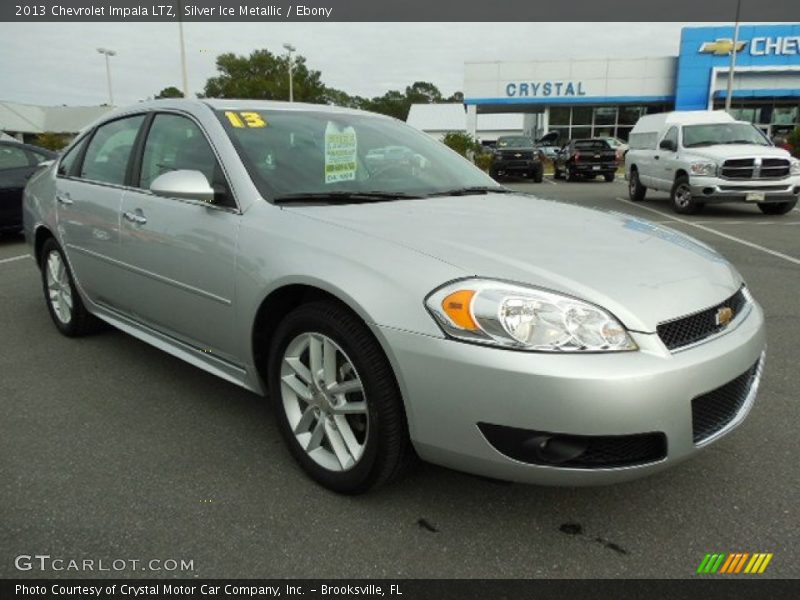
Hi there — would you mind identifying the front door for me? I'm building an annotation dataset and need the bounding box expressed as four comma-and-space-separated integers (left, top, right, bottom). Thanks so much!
117, 112, 241, 362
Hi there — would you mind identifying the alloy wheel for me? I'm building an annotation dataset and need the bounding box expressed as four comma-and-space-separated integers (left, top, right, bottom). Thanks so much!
675, 183, 692, 209
45, 250, 73, 324
280, 332, 369, 472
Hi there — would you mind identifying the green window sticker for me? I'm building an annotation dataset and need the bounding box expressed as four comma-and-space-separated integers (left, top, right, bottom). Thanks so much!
324, 122, 357, 184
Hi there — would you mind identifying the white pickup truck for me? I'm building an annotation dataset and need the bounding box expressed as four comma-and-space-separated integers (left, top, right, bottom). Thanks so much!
624, 111, 800, 215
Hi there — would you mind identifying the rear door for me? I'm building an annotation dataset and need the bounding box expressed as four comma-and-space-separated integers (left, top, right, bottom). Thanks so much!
0, 144, 35, 230
56, 115, 146, 307
117, 111, 241, 361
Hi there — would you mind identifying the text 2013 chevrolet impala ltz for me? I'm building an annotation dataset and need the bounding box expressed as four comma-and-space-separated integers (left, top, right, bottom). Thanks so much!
23, 100, 766, 493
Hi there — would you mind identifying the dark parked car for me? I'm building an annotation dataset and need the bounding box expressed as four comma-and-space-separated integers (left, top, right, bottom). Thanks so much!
0, 141, 57, 233
490, 136, 544, 182
553, 138, 618, 182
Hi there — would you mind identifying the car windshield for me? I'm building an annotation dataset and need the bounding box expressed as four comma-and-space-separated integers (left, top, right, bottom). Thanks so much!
216, 109, 502, 201
682, 123, 770, 148
497, 136, 533, 148
574, 140, 611, 150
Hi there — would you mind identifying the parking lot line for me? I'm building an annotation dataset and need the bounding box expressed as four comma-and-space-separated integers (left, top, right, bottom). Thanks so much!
0, 254, 30, 265
615, 198, 800, 266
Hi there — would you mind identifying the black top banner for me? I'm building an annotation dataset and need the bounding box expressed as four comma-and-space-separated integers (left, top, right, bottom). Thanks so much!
2, 0, 799, 22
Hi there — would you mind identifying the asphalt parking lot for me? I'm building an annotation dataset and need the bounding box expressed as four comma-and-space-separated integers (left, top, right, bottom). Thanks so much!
1, 178, 798, 579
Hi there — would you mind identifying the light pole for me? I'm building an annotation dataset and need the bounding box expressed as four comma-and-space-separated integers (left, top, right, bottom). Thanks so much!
283, 43, 296, 102
97, 47, 116, 106
178, 0, 189, 97
724, 0, 742, 114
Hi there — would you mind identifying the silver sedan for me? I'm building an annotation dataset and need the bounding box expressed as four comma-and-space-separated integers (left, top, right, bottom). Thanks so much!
23, 100, 766, 493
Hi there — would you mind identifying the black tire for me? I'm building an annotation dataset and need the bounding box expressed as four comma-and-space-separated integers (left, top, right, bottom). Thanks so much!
489, 166, 501, 181
553, 164, 563, 180
670, 175, 702, 215
267, 300, 413, 494
566, 164, 580, 182
628, 169, 646, 201
604, 172, 615, 183
39, 237, 101, 337
532, 164, 544, 183
758, 200, 797, 215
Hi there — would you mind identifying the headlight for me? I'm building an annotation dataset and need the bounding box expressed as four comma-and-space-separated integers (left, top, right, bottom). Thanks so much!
425, 279, 637, 352
690, 161, 717, 176
790, 160, 800, 176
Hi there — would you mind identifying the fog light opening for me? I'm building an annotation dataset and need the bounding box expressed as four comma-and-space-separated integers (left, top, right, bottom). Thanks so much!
702, 187, 714, 196
522, 435, 588, 465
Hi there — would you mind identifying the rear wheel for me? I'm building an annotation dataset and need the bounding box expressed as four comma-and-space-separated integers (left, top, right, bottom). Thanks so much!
671, 175, 702, 215
40, 238, 101, 337
758, 200, 797, 215
566, 165, 580, 182
628, 169, 646, 201
268, 301, 412, 494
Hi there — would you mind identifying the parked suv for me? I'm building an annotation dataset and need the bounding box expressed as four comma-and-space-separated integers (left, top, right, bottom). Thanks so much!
625, 111, 800, 215
490, 136, 544, 182
554, 139, 618, 182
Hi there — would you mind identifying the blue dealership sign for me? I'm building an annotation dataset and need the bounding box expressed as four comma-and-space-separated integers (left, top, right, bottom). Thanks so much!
675, 24, 800, 111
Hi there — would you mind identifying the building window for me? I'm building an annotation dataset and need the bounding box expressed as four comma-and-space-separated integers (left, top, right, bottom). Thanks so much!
550, 107, 570, 126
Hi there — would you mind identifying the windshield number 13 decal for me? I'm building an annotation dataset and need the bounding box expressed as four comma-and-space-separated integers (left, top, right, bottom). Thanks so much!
225, 111, 267, 128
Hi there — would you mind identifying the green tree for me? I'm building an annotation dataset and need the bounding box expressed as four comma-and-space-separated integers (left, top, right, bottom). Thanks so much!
441, 131, 481, 158
155, 86, 184, 99
204, 49, 327, 102
787, 127, 800, 159
446, 91, 464, 103
405, 81, 443, 105
32, 132, 69, 151
363, 90, 409, 120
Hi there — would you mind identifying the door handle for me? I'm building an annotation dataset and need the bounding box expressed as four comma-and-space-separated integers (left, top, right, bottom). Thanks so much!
123, 210, 147, 225
56, 193, 73, 205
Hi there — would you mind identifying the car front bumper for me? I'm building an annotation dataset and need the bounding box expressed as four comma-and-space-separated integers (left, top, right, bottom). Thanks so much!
377, 301, 766, 485
689, 176, 800, 204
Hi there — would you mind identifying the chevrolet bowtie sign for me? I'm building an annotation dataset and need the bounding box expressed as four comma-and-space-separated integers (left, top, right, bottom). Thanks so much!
699, 36, 800, 56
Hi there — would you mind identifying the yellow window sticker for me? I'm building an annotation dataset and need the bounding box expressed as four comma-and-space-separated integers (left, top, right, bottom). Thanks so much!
324, 122, 357, 184
225, 111, 267, 128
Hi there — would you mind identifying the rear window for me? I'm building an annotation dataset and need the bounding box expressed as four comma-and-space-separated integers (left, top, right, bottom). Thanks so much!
574, 140, 611, 150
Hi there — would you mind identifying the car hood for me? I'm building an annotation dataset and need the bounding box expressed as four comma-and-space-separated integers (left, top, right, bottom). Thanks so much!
685, 144, 791, 161
287, 194, 743, 332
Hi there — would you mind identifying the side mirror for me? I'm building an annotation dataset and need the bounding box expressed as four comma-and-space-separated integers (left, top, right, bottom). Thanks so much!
150, 170, 215, 203
659, 139, 676, 152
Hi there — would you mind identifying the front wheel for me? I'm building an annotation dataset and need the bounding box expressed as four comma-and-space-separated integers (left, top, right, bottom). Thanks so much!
628, 169, 646, 201
604, 172, 615, 183
758, 200, 797, 215
40, 237, 101, 337
531, 164, 544, 183
670, 175, 702, 215
489, 166, 501, 181
268, 301, 412, 494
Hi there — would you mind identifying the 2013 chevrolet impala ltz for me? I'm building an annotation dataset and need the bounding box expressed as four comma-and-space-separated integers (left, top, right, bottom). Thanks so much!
23, 100, 766, 493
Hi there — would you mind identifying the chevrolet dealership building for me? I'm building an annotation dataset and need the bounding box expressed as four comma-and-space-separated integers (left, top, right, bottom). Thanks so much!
461, 24, 800, 143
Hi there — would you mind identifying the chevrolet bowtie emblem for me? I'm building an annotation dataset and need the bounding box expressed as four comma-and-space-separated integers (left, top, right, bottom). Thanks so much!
715, 306, 734, 326
514, 153, 521, 157
699, 39, 747, 55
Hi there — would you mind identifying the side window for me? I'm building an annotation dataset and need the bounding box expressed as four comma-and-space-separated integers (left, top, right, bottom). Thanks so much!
80, 116, 145, 185
663, 126, 678, 150
27, 150, 49, 164
139, 113, 232, 206
0, 145, 30, 170
58, 138, 87, 176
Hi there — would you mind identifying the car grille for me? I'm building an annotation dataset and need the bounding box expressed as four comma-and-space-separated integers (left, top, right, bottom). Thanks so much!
720, 158, 790, 180
657, 288, 748, 351
499, 150, 533, 160
478, 423, 667, 469
692, 360, 760, 444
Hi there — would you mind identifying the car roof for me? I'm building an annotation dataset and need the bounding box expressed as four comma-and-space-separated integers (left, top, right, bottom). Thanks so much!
0, 140, 57, 156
